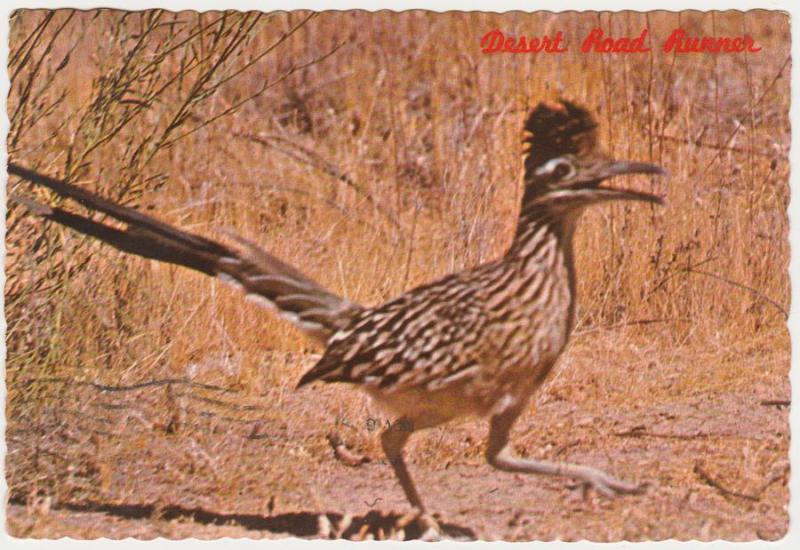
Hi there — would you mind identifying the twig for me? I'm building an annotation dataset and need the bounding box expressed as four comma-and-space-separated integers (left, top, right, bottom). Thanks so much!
760, 399, 790, 408
614, 427, 739, 440
18, 375, 236, 394
162, 39, 345, 149
655, 134, 775, 158
684, 267, 788, 320
231, 131, 401, 230
574, 317, 690, 336
702, 54, 790, 173
694, 462, 760, 502
326, 432, 369, 467
649, 255, 718, 294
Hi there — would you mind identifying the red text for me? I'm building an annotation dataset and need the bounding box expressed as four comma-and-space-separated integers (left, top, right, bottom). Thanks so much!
581, 28, 651, 53
480, 29, 567, 54
662, 28, 762, 53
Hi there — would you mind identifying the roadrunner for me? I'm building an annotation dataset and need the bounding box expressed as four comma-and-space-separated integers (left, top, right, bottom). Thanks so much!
9, 99, 666, 516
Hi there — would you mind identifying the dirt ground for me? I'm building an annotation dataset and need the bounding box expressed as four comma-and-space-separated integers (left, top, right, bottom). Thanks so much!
4, 7, 791, 543
5, 326, 789, 541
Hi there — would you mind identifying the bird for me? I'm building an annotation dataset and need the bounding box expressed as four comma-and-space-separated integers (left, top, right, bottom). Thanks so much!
8, 98, 666, 522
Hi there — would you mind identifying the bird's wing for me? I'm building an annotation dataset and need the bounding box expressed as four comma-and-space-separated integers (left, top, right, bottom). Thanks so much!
298, 271, 490, 390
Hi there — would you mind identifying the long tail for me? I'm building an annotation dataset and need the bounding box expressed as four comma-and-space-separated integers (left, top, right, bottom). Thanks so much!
8, 163, 362, 344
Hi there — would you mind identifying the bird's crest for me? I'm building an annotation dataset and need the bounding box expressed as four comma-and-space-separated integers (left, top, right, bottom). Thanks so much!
522, 99, 602, 181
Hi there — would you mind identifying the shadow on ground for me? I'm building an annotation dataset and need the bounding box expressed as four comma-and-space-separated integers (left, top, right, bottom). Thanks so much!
7, 495, 476, 540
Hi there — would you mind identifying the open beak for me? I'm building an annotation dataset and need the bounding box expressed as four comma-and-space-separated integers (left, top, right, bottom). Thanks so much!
588, 160, 668, 205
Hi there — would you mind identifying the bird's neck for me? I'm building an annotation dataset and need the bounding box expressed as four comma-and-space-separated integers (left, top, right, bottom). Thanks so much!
506, 201, 581, 264
503, 201, 582, 335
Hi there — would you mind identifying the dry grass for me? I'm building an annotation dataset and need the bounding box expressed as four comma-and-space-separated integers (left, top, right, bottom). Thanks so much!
4, 9, 790, 540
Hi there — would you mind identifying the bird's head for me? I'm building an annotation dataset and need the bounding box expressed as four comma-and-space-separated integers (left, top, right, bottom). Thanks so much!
522, 100, 667, 211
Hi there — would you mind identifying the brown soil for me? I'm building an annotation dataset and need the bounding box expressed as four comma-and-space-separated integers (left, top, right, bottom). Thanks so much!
6, 328, 789, 541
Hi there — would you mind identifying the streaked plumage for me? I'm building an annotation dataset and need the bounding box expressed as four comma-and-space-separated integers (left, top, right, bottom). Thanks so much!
9, 99, 666, 520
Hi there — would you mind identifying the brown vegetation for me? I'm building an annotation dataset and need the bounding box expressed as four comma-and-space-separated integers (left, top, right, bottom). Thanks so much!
5, 9, 790, 540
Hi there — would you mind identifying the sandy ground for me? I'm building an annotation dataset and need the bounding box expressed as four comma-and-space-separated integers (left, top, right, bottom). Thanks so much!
6, 328, 789, 541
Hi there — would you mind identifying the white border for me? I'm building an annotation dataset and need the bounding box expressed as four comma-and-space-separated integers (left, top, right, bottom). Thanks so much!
1, 1, 796, 549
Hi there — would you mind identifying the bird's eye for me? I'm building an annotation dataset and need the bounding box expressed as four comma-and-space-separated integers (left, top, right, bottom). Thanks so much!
534, 157, 576, 181
551, 160, 575, 180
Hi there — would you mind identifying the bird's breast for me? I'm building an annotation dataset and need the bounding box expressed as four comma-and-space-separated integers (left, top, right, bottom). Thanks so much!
488, 248, 576, 381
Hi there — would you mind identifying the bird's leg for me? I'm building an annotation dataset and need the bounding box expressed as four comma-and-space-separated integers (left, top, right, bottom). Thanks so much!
381, 420, 426, 512
486, 402, 644, 497
381, 419, 443, 541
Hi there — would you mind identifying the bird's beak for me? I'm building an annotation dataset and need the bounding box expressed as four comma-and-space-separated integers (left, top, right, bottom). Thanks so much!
591, 160, 668, 205
600, 160, 667, 178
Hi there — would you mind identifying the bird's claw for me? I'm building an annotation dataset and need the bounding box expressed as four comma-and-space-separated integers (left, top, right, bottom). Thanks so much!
397, 510, 443, 541
570, 473, 648, 499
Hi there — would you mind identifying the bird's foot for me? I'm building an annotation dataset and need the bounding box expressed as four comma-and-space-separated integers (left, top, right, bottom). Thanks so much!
396, 509, 443, 541
569, 470, 648, 499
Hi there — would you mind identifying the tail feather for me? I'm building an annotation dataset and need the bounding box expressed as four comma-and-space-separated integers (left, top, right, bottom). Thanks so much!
8, 163, 361, 344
